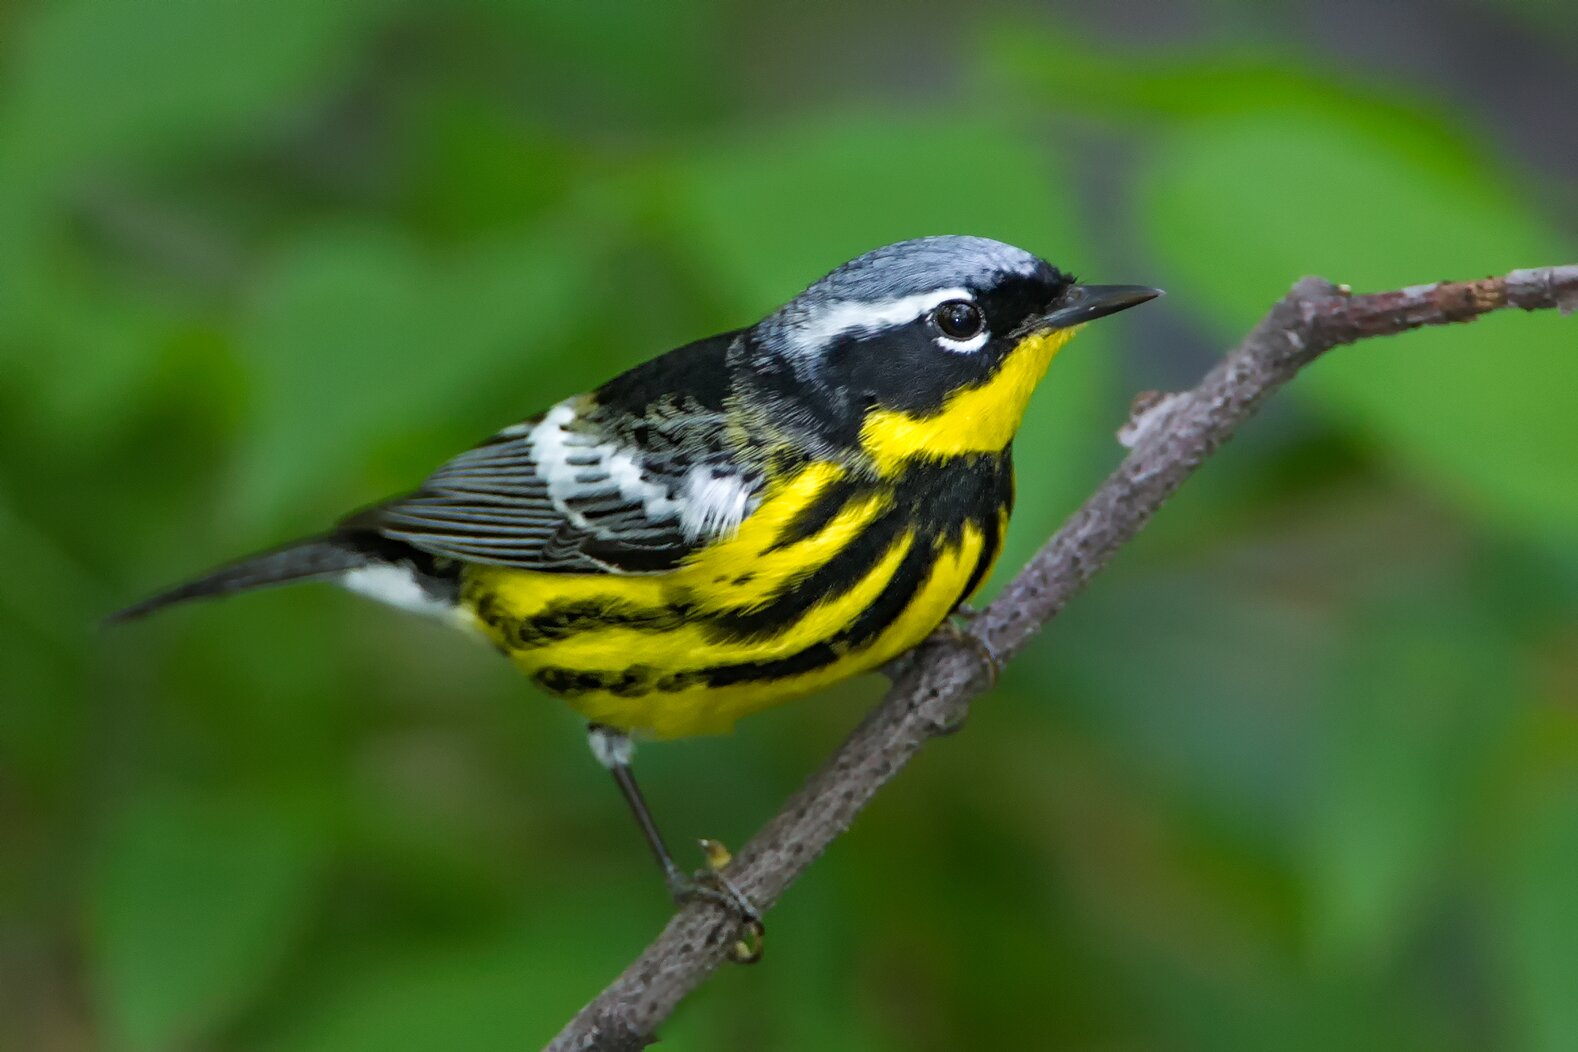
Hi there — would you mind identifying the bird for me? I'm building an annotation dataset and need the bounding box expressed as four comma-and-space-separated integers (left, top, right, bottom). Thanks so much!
110, 235, 1159, 946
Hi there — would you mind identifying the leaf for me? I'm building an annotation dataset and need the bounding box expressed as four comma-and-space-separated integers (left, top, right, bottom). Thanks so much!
1502, 764, 1578, 1052
264, 941, 565, 1052
399, 98, 579, 239
0, 0, 396, 388
667, 112, 1119, 590
1139, 107, 1578, 534
231, 222, 602, 523
987, 35, 1474, 168
1028, 558, 1334, 828
669, 113, 1082, 308
476, 0, 724, 130
90, 789, 322, 1052
0, 0, 393, 177
1301, 600, 1515, 968
262, 900, 651, 1052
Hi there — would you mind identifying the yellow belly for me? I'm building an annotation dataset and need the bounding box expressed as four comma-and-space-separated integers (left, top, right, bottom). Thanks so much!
458, 463, 998, 738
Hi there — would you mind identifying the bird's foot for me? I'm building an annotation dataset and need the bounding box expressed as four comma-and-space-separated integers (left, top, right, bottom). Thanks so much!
666, 839, 764, 964
910, 615, 1001, 737
882, 648, 923, 682
935, 615, 1001, 693
884, 610, 1001, 733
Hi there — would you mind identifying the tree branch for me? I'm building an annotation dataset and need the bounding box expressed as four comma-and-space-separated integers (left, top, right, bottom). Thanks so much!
546, 266, 1578, 1052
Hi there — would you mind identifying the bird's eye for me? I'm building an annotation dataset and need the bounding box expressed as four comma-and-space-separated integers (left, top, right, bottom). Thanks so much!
932, 300, 985, 341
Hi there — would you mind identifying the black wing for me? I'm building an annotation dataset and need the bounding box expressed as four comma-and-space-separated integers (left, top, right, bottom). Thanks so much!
352, 335, 761, 574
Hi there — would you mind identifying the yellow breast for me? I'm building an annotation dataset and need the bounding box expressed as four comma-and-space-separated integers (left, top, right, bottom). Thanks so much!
459, 462, 1002, 738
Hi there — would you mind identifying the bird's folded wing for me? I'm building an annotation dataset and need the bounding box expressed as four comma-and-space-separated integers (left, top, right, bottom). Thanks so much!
349, 398, 762, 574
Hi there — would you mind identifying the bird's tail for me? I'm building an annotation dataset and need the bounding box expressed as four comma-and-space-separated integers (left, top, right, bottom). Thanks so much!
105, 536, 367, 625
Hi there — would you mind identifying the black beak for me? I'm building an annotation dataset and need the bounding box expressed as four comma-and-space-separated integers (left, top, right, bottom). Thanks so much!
1018, 283, 1162, 334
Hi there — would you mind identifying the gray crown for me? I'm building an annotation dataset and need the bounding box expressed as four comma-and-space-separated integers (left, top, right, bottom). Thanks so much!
757, 236, 1053, 355
806, 236, 1046, 301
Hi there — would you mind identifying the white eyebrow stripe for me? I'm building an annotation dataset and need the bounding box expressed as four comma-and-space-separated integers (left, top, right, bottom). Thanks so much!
785, 286, 973, 356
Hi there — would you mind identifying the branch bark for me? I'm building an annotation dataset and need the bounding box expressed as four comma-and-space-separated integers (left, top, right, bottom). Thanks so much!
546, 266, 1578, 1052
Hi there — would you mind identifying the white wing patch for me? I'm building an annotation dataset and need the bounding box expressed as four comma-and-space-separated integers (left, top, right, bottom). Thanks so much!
528, 403, 682, 529
528, 401, 758, 544
373, 396, 760, 571
680, 466, 755, 540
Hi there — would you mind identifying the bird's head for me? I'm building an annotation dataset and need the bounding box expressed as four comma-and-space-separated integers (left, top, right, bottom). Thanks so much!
741, 235, 1159, 469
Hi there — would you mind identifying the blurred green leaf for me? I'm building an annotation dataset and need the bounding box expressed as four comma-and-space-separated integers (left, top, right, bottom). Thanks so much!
1035, 560, 1330, 828
472, 0, 724, 131
987, 37, 1474, 168
0, 0, 395, 369
668, 112, 1083, 309
399, 97, 580, 240
264, 939, 564, 1052
262, 898, 650, 1052
0, 0, 392, 177
1139, 107, 1578, 535
1302, 600, 1515, 968
2, 276, 194, 445
1495, 719, 1578, 1052
90, 789, 322, 1052
233, 221, 604, 524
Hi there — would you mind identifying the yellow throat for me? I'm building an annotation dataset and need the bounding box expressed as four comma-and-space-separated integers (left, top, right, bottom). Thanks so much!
859, 325, 1082, 472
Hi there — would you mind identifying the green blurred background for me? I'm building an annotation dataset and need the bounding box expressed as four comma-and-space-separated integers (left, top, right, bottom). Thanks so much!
2, 0, 1576, 1048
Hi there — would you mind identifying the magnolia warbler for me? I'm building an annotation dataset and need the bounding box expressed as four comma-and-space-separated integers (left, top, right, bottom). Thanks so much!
112, 236, 1159, 936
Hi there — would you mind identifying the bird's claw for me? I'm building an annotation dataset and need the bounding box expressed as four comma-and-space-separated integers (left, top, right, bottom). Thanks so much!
884, 604, 997, 689
936, 616, 1001, 692
666, 839, 765, 965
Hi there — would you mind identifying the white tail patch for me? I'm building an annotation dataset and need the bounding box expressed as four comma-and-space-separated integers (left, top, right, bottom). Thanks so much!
340, 564, 457, 621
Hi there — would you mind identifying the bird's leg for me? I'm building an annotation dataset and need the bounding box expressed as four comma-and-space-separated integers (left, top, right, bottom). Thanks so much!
586, 724, 765, 963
